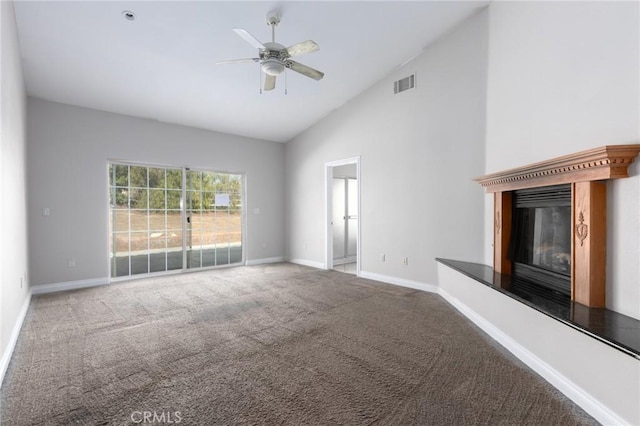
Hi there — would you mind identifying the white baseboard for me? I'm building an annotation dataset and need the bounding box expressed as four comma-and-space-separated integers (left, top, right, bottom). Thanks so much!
359, 271, 438, 294
438, 287, 625, 426
288, 258, 325, 269
0, 290, 32, 388
31, 277, 108, 295
245, 256, 285, 266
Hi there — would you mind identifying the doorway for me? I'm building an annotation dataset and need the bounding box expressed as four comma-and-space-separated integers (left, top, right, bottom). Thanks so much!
326, 157, 360, 275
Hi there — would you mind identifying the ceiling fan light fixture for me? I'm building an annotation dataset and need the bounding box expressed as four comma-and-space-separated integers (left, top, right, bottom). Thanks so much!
261, 59, 285, 76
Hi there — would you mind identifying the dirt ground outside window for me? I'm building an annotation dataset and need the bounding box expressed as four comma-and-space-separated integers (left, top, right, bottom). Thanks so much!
111, 210, 242, 252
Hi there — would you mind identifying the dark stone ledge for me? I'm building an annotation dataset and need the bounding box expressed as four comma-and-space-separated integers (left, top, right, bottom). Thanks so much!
436, 258, 640, 359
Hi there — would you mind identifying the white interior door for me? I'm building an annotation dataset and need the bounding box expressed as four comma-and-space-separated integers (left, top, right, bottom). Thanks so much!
346, 178, 358, 257
332, 174, 358, 264
332, 178, 346, 259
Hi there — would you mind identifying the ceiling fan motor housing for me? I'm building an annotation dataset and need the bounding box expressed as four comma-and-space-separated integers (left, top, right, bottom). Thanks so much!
260, 42, 288, 76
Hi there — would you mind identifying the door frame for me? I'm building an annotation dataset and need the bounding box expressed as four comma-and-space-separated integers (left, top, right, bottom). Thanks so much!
325, 156, 361, 275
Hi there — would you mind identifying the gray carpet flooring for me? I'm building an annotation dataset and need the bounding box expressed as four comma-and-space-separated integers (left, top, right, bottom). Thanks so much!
1, 263, 597, 425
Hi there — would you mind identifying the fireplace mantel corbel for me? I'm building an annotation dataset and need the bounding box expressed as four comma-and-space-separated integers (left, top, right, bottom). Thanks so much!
475, 145, 640, 307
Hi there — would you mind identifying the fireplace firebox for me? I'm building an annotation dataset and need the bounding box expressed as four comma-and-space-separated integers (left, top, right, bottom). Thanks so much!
510, 185, 571, 297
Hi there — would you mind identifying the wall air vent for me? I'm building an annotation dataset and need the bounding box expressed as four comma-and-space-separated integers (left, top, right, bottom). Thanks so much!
393, 74, 416, 94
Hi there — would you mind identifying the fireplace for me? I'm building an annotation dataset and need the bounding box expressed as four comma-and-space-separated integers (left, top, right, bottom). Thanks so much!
475, 145, 640, 308
510, 184, 571, 297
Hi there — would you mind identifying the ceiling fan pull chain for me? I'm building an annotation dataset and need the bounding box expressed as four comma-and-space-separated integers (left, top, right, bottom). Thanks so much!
259, 67, 263, 95
285, 69, 288, 95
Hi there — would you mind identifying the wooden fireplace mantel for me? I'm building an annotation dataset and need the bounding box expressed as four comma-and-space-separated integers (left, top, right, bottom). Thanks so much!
475, 144, 640, 308
475, 145, 640, 193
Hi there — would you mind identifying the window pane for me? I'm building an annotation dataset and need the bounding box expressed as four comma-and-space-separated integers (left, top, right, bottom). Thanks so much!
129, 188, 148, 209
187, 170, 202, 190
202, 172, 215, 192
166, 169, 182, 189
131, 254, 149, 275
150, 252, 167, 273
148, 210, 166, 231
187, 190, 201, 210
112, 210, 129, 232
149, 189, 166, 209
202, 248, 216, 267
113, 232, 129, 254
167, 230, 182, 250
130, 231, 149, 251
201, 228, 215, 246
229, 244, 242, 264
148, 168, 165, 189
114, 188, 129, 208
112, 256, 130, 277
167, 211, 182, 230
130, 166, 147, 187
187, 250, 201, 268
130, 211, 148, 232
188, 224, 202, 247
202, 192, 214, 211
150, 236, 166, 251
115, 165, 129, 187
167, 251, 182, 271
216, 247, 229, 265
167, 190, 181, 210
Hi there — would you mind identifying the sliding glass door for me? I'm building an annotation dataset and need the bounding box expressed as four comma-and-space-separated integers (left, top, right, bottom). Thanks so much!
109, 163, 243, 278
185, 169, 243, 269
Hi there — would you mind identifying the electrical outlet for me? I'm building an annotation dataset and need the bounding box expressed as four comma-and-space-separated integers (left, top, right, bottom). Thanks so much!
303, 243, 307, 250
402, 257, 408, 266
262, 242, 267, 249
68, 258, 76, 268
380, 254, 385, 262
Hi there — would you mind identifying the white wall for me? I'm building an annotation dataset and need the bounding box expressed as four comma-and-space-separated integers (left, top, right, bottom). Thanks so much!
286, 9, 489, 284
484, 1, 640, 318
27, 98, 285, 288
0, 0, 30, 381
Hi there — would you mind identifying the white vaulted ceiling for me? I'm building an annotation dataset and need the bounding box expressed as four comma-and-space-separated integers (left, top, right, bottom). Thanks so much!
13, 1, 488, 142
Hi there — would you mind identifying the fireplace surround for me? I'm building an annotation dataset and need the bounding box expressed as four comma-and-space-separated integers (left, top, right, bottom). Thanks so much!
475, 145, 640, 308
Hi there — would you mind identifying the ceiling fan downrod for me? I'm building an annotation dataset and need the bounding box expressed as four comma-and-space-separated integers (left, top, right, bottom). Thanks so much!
266, 12, 280, 43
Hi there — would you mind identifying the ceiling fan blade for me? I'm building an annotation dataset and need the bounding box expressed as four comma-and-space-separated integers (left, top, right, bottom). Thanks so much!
264, 74, 276, 91
217, 58, 259, 65
285, 40, 319, 57
233, 28, 265, 50
287, 60, 324, 81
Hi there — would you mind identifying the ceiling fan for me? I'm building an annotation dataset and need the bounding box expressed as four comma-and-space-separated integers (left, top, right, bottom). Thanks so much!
217, 12, 324, 92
